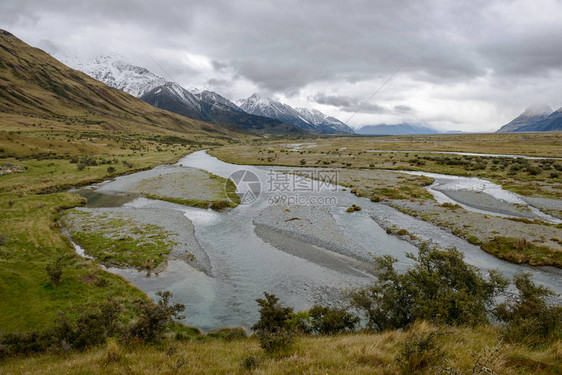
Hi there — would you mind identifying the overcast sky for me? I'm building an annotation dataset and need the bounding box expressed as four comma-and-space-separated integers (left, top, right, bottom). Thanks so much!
2, 0, 562, 131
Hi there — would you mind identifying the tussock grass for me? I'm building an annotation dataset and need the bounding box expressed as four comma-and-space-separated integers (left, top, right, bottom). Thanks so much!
1, 324, 559, 374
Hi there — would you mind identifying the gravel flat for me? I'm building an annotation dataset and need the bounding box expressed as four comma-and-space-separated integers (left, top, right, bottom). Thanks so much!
253, 204, 372, 263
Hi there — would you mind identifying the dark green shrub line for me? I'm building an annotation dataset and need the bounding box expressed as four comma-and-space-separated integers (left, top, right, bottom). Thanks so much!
0, 291, 185, 358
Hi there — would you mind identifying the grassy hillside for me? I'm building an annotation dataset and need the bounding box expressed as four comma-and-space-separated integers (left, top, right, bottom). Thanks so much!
0, 30, 251, 332
0, 30, 234, 137
1, 323, 560, 374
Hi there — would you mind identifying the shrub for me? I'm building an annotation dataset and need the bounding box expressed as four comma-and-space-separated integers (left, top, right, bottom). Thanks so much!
252, 293, 292, 334
45, 257, 65, 285
440, 202, 462, 210
73, 298, 123, 349
349, 243, 508, 331
107, 166, 116, 174
526, 166, 542, 175
495, 273, 561, 345
0, 298, 123, 357
286, 311, 312, 334
252, 293, 294, 353
130, 291, 186, 342
308, 305, 359, 334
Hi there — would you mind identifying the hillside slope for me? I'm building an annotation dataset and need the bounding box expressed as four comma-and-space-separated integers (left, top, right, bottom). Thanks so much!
0, 30, 229, 137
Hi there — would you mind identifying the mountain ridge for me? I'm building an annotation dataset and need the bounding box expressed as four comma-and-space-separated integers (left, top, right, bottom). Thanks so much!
496, 105, 555, 133
237, 93, 354, 134
356, 123, 438, 135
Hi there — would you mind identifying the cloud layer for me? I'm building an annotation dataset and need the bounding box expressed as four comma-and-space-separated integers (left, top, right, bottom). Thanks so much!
2, 0, 562, 131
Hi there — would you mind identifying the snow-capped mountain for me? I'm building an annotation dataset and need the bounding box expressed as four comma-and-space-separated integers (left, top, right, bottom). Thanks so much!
237, 94, 314, 131
60, 55, 302, 133
496, 105, 554, 133
140, 82, 202, 119
59, 55, 167, 97
140, 83, 305, 134
296, 107, 354, 134
237, 94, 354, 134
60, 55, 351, 134
508, 106, 562, 132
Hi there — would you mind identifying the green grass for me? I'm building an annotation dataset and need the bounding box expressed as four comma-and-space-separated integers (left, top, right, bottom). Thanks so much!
0, 126, 238, 332
481, 237, 562, 267
140, 173, 240, 210
64, 210, 176, 269
0, 259, 147, 332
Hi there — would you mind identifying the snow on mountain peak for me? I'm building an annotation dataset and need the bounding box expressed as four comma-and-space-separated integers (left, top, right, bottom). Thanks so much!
58, 54, 166, 98
237, 95, 353, 134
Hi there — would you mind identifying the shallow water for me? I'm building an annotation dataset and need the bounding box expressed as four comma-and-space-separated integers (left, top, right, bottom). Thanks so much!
68, 151, 562, 330
401, 171, 561, 223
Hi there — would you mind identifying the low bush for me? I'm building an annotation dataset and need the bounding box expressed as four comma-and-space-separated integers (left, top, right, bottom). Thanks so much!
495, 273, 561, 345
308, 305, 359, 334
45, 257, 65, 286
252, 293, 295, 353
130, 291, 186, 343
0, 298, 123, 358
349, 242, 508, 331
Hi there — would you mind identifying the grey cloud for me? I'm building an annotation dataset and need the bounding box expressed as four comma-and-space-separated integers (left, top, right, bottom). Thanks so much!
311, 93, 394, 114
312, 94, 354, 107
394, 105, 413, 114
1, 0, 561, 131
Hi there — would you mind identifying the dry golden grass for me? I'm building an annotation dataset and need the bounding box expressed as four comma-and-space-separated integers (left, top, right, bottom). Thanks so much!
1, 323, 559, 374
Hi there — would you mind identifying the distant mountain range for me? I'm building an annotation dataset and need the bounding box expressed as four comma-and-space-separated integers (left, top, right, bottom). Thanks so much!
496, 105, 562, 133
58, 55, 352, 135
356, 123, 438, 135
237, 94, 354, 134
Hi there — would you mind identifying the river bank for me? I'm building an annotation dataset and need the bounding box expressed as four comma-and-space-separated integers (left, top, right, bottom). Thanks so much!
60, 150, 562, 330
